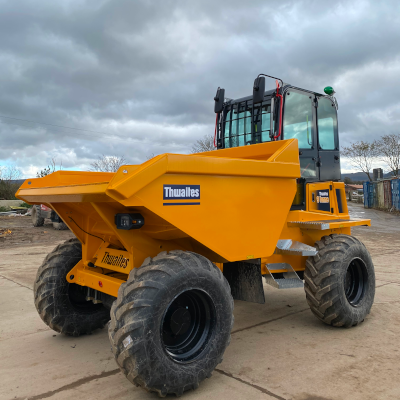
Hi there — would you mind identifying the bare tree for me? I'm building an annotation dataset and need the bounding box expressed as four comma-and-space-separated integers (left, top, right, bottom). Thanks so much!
191, 134, 215, 153
36, 158, 61, 178
146, 152, 157, 160
374, 133, 400, 177
90, 154, 126, 172
341, 141, 378, 181
0, 166, 21, 199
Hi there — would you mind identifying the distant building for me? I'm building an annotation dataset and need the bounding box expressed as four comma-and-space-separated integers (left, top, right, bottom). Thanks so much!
373, 168, 383, 181
345, 184, 363, 200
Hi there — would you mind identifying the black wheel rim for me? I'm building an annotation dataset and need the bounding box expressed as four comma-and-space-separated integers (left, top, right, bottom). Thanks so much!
161, 289, 216, 363
344, 258, 368, 306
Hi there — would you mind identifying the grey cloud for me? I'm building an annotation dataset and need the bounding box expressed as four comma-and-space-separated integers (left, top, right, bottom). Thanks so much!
0, 0, 399, 176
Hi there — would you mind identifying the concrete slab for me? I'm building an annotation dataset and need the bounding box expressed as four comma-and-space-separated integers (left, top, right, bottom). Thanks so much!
0, 244, 63, 289
0, 276, 48, 341
29, 368, 271, 400
231, 285, 309, 334
221, 283, 400, 400
0, 202, 399, 400
1, 326, 115, 400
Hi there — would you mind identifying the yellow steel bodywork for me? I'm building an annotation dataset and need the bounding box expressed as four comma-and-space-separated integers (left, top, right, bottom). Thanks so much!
16, 139, 370, 297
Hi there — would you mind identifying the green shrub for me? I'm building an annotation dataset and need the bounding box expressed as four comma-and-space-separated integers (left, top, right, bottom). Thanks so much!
0, 181, 20, 200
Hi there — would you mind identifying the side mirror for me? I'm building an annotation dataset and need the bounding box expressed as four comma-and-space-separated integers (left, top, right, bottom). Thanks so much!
253, 76, 265, 103
214, 87, 225, 113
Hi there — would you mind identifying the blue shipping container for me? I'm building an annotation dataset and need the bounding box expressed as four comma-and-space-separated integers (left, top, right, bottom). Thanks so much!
391, 179, 400, 210
368, 182, 375, 208
363, 182, 370, 208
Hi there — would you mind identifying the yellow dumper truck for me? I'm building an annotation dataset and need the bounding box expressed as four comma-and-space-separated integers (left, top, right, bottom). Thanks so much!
17, 75, 375, 397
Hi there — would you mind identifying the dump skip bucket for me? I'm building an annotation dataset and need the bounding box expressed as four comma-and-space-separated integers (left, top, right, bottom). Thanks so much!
17, 139, 300, 265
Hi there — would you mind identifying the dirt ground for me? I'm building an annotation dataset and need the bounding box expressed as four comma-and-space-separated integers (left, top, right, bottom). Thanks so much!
0, 216, 74, 248
0, 203, 399, 400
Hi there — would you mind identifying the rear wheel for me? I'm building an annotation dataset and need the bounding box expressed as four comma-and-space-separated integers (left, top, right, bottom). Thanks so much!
32, 205, 44, 227
34, 238, 110, 336
304, 234, 375, 327
109, 251, 234, 397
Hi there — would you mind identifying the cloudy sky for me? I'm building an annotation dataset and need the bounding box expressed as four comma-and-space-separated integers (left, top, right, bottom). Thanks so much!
0, 0, 399, 178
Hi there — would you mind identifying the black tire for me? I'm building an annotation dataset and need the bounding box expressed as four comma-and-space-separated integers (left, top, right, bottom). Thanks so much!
53, 221, 68, 230
109, 250, 234, 397
304, 234, 375, 328
32, 205, 44, 227
34, 238, 110, 336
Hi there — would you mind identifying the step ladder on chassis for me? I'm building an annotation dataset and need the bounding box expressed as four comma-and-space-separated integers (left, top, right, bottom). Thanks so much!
263, 218, 368, 289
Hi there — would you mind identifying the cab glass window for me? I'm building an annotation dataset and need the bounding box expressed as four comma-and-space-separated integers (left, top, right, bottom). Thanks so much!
261, 104, 272, 143
223, 103, 249, 148
223, 101, 272, 148
300, 157, 317, 178
253, 104, 272, 144
283, 91, 313, 149
317, 97, 337, 150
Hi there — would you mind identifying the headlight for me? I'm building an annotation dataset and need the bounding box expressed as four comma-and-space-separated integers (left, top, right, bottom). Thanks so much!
114, 213, 144, 230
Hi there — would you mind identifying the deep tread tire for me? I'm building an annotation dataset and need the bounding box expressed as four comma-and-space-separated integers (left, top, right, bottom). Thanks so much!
32, 205, 44, 227
53, 221, 69, 230
304, 234, 375, 328
34, 238, 110, 336
109, 251, 234, 397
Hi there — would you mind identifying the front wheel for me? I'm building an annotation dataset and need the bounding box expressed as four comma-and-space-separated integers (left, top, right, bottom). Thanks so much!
304, 234, 375, 328
34, 238, 110, 336
109, 251, 234, 397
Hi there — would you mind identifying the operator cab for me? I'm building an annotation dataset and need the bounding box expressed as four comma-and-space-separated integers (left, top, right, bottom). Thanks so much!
214, 75, 340, 184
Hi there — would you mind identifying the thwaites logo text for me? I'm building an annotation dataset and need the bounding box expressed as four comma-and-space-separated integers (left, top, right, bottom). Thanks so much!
163, 185, 200, 200
101, 252, 129, 269
317, 191, 329, 204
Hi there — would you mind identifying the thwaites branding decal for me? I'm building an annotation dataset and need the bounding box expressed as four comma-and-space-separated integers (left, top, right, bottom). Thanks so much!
163, 184, 200, 206
101, 251, 129, 268
316, 189, 330, 212
95, 248, 131, 272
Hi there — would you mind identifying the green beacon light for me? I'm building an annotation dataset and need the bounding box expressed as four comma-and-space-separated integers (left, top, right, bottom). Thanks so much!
324, 86, 335, 96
